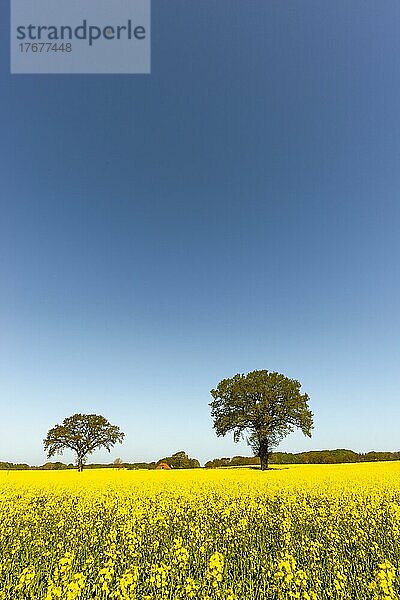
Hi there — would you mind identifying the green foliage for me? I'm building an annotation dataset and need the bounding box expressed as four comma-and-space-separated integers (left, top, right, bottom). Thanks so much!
205, 457, 231, 468
156, 451, 200, 469
124, 462, 156, 470
206, 450, 400, 467
43, 413, 125, 471
3, 450, 400, 471
205, 456, 260, 468
0, 462, 30, 470
40, 462, 69, 470
79, 462, 156, 470
210, 370, 313, 469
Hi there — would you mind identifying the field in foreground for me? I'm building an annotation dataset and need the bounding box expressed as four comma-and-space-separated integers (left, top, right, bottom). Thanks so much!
1, 463, 400, 599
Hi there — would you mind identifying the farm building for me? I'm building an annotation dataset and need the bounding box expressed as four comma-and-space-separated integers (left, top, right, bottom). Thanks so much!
156, 462, 172, 470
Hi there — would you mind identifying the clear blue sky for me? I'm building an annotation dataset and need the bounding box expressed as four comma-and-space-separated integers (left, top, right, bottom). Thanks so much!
1, 1, 400, 466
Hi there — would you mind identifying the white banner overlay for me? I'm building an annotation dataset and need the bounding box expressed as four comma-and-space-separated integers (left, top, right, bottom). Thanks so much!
11, 0, 151, 74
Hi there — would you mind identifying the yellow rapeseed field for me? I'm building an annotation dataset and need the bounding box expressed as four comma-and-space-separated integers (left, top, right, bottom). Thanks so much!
1, 462, 400, 599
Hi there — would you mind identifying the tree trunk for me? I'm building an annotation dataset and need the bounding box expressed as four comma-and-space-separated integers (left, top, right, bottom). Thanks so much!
260, 453, 269, 470
259, 440, 270, 470
77, 456, 84, 472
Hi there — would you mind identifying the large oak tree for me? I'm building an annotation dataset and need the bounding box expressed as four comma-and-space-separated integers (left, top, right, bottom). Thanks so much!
44, 413, 125, 471
210, 370, 313, 470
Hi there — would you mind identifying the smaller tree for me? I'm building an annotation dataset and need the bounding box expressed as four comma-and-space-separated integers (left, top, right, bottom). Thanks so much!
44, 414, 125, 472
113, 457, 123, 469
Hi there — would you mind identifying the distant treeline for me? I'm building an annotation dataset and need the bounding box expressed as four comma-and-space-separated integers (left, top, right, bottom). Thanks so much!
3, 449, 400, 471
0, 450, 200, 471
0, 461, 155, 471
0, 462, 33, 470
204, 449, 400, 468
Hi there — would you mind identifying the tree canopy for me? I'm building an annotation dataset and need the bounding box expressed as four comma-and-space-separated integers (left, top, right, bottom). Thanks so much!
43, 413, 125, 471
210, 370, 313, 469
156, 451, 200, 469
